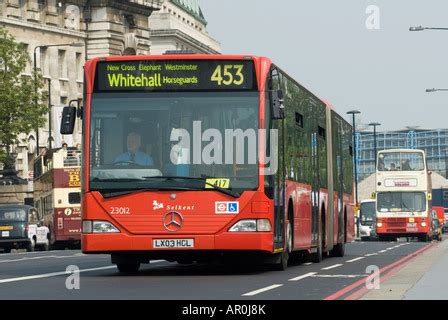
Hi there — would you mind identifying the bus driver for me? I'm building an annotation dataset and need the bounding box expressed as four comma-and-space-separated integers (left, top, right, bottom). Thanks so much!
114, 132, 154, 166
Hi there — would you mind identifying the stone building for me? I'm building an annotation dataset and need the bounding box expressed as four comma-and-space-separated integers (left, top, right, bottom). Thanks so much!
0, 0, 164, 202
0, 0, 220, 204
149, 0, 220, 54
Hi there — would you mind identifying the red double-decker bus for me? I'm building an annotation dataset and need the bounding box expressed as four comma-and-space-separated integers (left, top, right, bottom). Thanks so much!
33, 148, 82, 248
61, 54, 354, 272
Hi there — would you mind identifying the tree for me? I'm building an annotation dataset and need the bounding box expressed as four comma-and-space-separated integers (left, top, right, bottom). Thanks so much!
0, 27, 48, 165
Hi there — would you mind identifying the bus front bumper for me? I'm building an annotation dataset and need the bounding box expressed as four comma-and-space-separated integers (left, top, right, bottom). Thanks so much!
81, 232, 274, 254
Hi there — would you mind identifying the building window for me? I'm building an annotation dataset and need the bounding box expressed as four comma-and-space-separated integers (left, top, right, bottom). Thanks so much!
60, 96, 68, 105
58, 49, 67, 78
38, 0, 46, 10
40, 47, 48, 76
76, 52, 82, 81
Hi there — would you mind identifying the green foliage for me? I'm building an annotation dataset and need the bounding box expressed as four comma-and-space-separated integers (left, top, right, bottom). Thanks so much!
0, 28, 48, 164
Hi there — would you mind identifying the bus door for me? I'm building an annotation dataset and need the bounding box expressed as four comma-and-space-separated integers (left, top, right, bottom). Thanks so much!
311, 132, 320, 245
273, 116, 286, 251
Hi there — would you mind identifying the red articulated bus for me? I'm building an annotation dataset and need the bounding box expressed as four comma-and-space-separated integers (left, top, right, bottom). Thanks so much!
61, 54, 354, 273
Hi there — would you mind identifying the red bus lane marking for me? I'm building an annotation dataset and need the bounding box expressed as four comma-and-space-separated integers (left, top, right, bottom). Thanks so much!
344, 244, 436, 300
323, 243, 433, 300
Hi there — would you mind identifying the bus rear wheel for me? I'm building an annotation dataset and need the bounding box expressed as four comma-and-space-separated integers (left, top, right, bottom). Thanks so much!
117, 263, 140, 274
330, 241, 345, 257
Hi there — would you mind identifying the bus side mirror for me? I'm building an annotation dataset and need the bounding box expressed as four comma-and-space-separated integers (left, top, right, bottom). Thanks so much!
270, 89, 285, 120
60, 106, 77, 135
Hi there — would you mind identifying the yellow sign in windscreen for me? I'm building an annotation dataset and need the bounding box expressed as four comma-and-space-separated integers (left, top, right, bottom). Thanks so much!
205, 178, 230, 189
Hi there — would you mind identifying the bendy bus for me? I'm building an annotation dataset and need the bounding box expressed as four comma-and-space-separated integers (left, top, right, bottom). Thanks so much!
61, 55, 354, 273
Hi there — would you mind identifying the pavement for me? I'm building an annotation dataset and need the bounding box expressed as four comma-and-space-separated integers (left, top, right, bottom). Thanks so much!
0, 240, 433, 300
361, 236, 448, 300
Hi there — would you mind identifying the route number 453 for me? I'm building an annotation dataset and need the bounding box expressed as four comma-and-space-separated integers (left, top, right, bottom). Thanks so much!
211, 65, 244, 86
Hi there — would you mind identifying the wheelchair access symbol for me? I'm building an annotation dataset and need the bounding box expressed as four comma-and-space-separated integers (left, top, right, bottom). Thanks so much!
215, 202, 239, 214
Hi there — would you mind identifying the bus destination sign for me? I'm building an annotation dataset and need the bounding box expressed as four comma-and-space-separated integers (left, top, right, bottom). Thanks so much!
95, 60, 257, 92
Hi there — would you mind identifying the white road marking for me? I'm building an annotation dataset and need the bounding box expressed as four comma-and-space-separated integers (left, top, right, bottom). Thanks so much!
288, 272, 317, 281
321, 264, 343, 270
0, 250, 67, 257
0, 266, 116, 284
346, 257, 365, 263
378, 250, 387, 253
364, 253, 378, 257
0, 260, 166, 284
303, 262, 313, 266
242, 284, 283, 296
0, 255, 85, 263
311, 274, 367, 278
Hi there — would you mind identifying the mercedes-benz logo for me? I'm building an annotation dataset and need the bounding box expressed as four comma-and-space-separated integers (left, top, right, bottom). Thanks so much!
163, 211, 184, 232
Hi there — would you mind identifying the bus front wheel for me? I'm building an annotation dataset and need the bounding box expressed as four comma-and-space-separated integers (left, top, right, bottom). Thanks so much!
117, 263, 140, 274
274, 221, 292, 271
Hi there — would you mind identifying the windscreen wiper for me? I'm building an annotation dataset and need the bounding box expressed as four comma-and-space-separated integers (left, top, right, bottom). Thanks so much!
91, 178, 147, 183
141, 176, 241, 198
98, 187, 204, 199
401, 202, 411, 212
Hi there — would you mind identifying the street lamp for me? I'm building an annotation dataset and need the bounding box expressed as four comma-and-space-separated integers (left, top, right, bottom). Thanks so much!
347, 110, 361, 238
33, 42, 84, 156
426, 88, 448, 93
409, 26, 448, 32
368, 122, 381, 169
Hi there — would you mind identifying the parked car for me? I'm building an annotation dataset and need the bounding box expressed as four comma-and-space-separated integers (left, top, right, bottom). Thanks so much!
432, 218, 443, 242
0, 204, 50, 253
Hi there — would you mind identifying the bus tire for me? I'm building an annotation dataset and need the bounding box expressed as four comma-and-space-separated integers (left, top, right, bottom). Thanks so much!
117, 263, 140, 274
274, 221, 292, 271
310, 230, 323, 263
330, 241, 345, 257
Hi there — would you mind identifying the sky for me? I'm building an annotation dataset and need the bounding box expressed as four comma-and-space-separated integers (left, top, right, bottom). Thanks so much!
200, 0, 448, 132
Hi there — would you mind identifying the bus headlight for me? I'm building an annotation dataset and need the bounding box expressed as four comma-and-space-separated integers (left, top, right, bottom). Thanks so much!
82, 220, 120, 234
229, 220, 256, 232
229, 219, 272, 232
421, 222, 427, 227
377, 223, 383, 228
